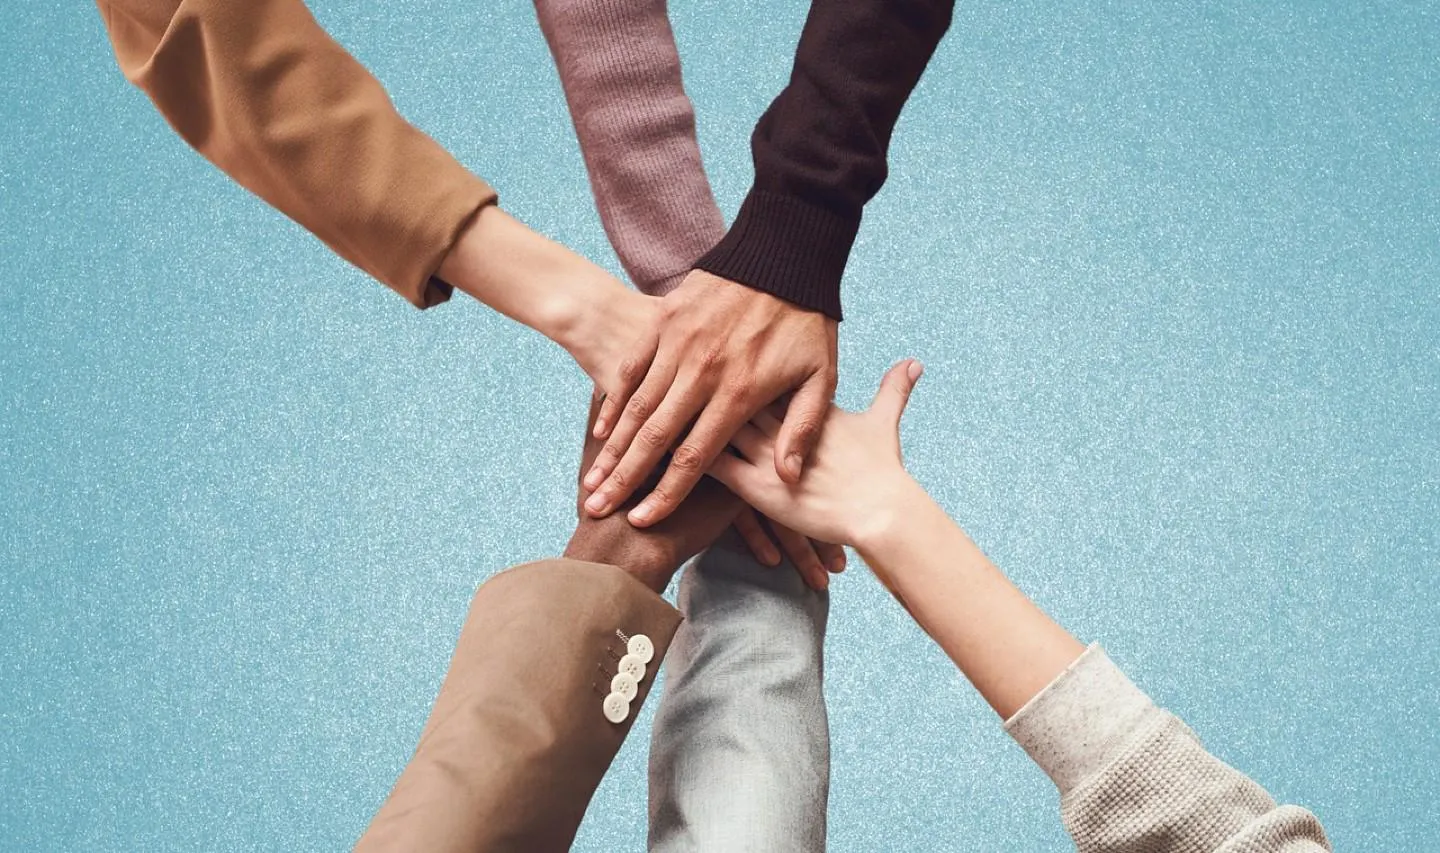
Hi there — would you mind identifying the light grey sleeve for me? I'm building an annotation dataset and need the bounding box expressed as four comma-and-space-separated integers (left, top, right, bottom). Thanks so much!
1004, 645, 1331, 853
647, 532, 829, 852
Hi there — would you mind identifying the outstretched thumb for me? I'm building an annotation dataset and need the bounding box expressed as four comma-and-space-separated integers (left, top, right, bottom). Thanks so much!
870, 358, 923, 428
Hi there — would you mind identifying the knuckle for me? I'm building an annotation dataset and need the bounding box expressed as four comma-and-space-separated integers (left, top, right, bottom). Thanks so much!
606, 469, 631, 492
669, 444, 706, 473
626, 393, 654, 420
619, 356, 647, 384
636, 421, 670, 450
697, 346, 727, 374
790, 417, 823, 443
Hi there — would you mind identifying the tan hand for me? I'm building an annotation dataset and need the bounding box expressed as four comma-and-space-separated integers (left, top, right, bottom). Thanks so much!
581, 270, 838, 528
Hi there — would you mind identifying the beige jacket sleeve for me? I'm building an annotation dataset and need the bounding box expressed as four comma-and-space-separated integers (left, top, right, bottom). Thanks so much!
353, 558, 682, 853
96, 0, 497, 308
1006, 645, 1330, 852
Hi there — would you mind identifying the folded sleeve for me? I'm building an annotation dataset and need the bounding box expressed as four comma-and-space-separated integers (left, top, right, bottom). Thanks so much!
354, 558, 682, 853
96, 0, 497, 307
1004, 645, 1331, 853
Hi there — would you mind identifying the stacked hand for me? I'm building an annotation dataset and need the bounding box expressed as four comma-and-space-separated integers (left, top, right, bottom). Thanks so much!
572, 270, 846, 589
565, 390, 742, 593
708, 359, 925, 554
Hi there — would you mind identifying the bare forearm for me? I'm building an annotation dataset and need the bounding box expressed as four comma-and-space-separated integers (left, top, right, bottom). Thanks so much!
437, 206, 636, 362
857, 485, 1085, 720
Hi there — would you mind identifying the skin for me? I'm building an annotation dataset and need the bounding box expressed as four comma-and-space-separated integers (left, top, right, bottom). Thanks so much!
438, 210, 843, 587
564, 391, 742, 593
582, 270, 840, 528
709, 360, 1086, 719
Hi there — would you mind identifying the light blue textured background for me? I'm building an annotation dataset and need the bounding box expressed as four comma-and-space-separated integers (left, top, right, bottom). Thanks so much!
2, 1, 1437, 850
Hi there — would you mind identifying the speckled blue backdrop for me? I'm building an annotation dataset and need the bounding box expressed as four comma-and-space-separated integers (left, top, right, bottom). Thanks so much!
2, 1, 1437, 850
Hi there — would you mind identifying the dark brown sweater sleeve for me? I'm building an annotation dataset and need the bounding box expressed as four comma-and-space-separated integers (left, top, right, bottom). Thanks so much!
694, 0, 954, 320
96, 0, 497, 308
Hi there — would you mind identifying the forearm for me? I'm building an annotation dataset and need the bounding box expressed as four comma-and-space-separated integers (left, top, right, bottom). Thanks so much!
98, 0, 494, 307
534, 0, 724, 295
695, 0, 954, 319
437, 206, 630, 353
857, 484, 1084, 720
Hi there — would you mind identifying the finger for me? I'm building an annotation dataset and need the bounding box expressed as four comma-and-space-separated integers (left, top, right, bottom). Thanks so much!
628, 395, 749, 527
752, 406, 783, 438
732, 507, 781, 567
815, 540, 847, 575
726, 422, 773, 465
774, 371, 835, 484
870, 358, 924, 427
588, 375, 704, 517
769, 521, 828, 591
707, 452, 764, 500
594, 343, 656, 439
582, 358, 678, 494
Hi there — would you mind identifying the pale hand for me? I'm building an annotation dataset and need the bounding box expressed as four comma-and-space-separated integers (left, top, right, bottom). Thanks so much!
708, 360, 925, 549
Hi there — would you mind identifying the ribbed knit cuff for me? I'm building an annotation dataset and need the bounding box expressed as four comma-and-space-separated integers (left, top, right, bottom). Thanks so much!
694, 190, 856, 320
1003, 644, 1158, 794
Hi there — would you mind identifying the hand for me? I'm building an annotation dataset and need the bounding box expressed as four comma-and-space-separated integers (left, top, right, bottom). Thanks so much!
582, 270, 839, 528
708, 359, 924, 549
732, 508, 847, 591
565, 389, 742, 592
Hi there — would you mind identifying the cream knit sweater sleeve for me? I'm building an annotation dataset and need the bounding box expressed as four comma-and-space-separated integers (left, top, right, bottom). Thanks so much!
1005, 645, 1330, 852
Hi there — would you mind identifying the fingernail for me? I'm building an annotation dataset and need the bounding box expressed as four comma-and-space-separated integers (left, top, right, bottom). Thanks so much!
765, 550, 781, 567
786, 453, 803, 478
629, 503, 653, 525
583, 467, 604, 490
816, 571, 830, 591
584, 491, 608, 514
830, 556, 846, 574
593, 418, 607, 438
907, 359, 924, 381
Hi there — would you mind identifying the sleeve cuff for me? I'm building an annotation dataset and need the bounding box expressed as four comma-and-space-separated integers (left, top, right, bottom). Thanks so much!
1002, 644, 1160, 794
694, 189, 857, 320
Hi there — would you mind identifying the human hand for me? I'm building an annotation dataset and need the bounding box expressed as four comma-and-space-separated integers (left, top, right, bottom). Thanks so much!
582, 270, 839, 528
732, 508, 847, 591
708, 359, 925, 549
565, 389, 742, 592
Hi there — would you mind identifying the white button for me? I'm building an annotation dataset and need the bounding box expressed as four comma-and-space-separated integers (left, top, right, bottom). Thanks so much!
610, 672, 638, 702
602, 692, 630, 724
627, 634, 654, 664
619, 654, 647, 682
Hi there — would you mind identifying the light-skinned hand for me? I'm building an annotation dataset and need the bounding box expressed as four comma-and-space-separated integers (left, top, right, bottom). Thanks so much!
708, 359, 924, 550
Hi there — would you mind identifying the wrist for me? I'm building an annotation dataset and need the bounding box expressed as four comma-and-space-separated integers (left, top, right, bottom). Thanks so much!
563, 523, 676, 594
850, 475, 933, 561
438, 206, 610, 350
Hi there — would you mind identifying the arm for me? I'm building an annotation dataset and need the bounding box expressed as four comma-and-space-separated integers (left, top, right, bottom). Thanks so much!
97, 0, 658, 399
532, 0, 724, 297
355, 393, 740, 851
697, 0, 955, 320
97, 0, 491, 308
580, 0, 953, 525
709, 362, 1331, 853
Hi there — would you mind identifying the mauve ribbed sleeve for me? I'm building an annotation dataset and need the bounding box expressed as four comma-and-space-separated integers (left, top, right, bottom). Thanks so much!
533, 0, 724, 296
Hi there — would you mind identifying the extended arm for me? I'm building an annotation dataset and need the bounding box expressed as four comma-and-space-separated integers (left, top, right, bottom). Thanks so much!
710, 362, 1332, 852
97, 0, 657, 396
